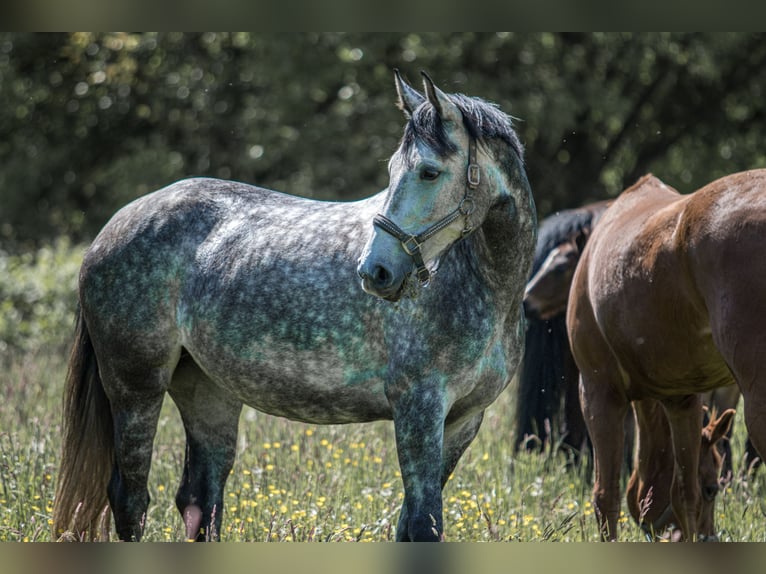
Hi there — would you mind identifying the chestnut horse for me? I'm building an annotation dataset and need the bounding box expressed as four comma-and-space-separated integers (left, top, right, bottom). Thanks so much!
568, 170, 766, 541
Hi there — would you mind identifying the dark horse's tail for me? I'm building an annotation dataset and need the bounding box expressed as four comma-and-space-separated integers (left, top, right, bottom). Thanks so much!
514, 314, 587, 458
53, 309, 114, 541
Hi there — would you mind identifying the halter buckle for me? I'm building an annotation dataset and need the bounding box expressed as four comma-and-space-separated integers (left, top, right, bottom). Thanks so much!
459, 197, 475, 216
467, 164, 481, 188
401, 235, 422, 256
415, 266, 430, 284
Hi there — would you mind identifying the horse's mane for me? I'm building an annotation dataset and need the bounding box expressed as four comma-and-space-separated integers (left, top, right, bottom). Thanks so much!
400, 93, 525, 165
530, 204, 606, 277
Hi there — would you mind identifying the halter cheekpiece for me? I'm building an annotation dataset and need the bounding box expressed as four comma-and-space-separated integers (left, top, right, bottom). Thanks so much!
373, 138, 481, 286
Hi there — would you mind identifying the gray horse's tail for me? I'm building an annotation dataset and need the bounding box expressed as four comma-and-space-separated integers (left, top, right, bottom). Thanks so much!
53, 309, 114, 541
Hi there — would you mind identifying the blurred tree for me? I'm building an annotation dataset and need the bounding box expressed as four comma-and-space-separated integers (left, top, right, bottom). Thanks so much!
1, 32, 765, 249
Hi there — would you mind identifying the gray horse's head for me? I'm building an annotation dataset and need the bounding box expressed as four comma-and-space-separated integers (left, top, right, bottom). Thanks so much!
357, 70, 524, 302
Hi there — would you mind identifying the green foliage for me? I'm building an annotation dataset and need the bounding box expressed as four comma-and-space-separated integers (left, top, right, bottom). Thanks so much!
0, 239, 82, 360
2, 33, 766, 248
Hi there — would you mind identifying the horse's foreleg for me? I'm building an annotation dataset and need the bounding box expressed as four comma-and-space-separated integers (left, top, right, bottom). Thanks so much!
389, 378, 446, 542
663, 394, 704, 542
168, 358, 242, 541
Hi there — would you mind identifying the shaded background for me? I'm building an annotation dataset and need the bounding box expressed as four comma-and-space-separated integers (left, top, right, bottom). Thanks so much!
1, 32, 765, 356
2, 32, 766, 248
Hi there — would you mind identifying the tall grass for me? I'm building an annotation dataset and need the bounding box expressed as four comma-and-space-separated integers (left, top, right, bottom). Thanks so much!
0, 346, 763, 542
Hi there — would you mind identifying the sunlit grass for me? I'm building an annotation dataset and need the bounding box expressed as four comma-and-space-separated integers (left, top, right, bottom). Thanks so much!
0, 350, 764, 542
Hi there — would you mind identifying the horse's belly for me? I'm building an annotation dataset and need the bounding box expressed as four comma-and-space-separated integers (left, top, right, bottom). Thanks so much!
189, 347, 392, 424
620, 335, 735, 399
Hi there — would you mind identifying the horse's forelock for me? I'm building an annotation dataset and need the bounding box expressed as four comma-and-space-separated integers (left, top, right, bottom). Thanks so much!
399, 93, 523, 165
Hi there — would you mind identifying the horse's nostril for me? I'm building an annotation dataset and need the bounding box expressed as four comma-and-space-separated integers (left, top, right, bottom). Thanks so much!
374, 265, 392, 286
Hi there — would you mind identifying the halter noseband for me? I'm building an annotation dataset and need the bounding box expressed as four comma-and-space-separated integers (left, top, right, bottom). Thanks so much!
373, 138, 481, 285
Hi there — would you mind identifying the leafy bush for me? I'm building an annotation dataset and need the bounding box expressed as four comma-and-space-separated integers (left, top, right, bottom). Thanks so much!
0, 239, 83, 360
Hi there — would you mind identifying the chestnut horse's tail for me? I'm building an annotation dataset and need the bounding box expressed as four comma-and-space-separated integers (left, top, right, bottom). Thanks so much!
52, 309, 114, 541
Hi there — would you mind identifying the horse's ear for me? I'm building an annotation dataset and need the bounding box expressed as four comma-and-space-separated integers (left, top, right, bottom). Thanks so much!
394, 69, 424, 117
703, 408, 736, 445
574, 228, 590, 254
421, 71, 461, 124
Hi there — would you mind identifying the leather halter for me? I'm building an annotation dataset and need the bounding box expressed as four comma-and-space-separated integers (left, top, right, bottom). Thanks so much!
373, 138, 481, 285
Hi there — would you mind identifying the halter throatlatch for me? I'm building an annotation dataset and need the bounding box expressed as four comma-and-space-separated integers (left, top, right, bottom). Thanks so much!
373, 138, 481, 286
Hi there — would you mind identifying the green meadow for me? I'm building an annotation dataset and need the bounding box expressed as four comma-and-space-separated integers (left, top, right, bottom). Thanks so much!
1, 347, 763, 542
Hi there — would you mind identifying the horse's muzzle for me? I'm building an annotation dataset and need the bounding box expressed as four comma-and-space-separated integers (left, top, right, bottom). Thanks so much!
357, 262, 405, 302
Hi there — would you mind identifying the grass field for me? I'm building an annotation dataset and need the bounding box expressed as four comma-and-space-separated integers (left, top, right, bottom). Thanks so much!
0, 349, 764, 542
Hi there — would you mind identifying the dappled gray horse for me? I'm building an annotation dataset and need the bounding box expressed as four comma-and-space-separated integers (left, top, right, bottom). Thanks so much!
54, 71, 535, 542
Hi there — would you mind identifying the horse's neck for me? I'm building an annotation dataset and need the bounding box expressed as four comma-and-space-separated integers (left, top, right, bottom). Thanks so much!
470, 180, 536, 305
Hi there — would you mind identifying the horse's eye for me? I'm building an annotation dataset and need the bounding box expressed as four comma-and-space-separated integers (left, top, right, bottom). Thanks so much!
421, 168, 440, 181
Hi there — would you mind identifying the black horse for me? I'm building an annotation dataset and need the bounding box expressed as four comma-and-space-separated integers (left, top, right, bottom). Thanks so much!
515, 201, 610, 464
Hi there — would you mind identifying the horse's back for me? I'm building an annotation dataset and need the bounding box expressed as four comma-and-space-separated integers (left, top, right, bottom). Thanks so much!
569, 173, 738, 398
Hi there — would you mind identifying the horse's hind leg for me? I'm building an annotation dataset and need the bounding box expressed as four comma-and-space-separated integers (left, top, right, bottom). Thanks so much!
579, 374, 629, 541
168, 355, 242, 541
662, 393, 704, 541
103, 366, 171, 542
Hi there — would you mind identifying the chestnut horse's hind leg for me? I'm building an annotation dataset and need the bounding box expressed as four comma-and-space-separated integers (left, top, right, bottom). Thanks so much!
579, 374, 629, 541
662, 393, 704, 541
168, 355, 242, 541
740, 392, 766, 476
